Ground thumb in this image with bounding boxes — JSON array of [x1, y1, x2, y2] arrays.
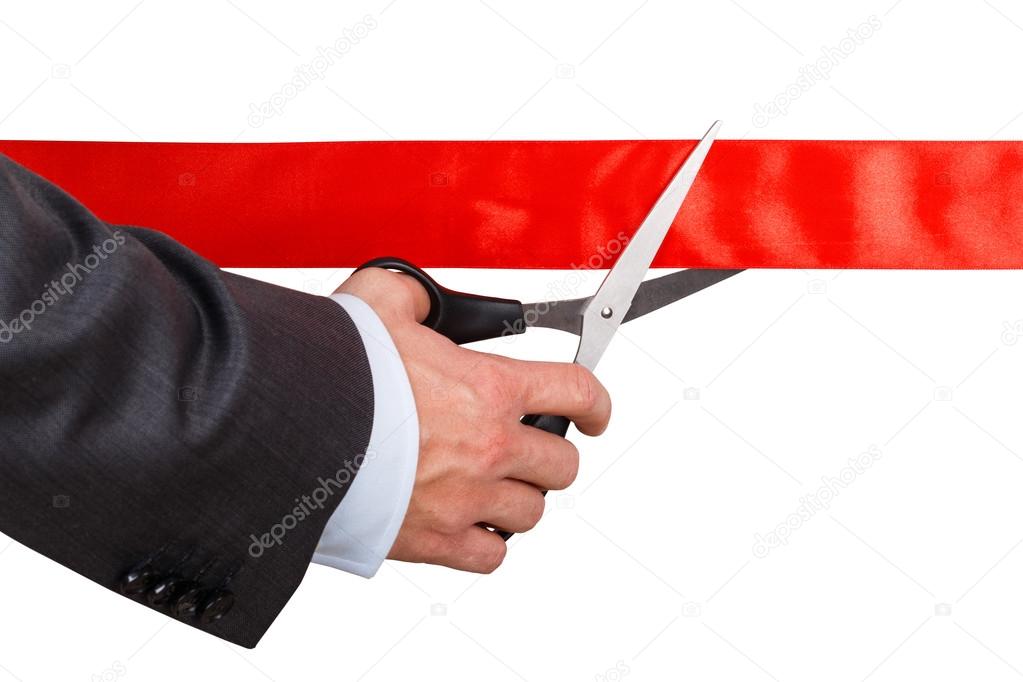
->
[[336, 267, 431, 324], [395, 272, 431, 324]]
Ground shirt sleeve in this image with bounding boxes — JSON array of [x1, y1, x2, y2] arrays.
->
[[311, 292, 419, 577]]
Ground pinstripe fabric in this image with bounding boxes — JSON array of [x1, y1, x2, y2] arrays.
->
[[0, 154, 374, 647]]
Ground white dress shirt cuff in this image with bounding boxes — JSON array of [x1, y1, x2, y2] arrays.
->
[[311, 292, 419, 578]]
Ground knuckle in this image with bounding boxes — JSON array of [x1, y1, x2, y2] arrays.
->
[[344, 268, 412, 317], [552, 443, 580, 490], [476, 538, 507, 574], [572, 364, 599, 412], [473, 357, 512, 404], [352, 266, 398, 292], [522, 492, 546, 530], [420, 489, 475, 536]]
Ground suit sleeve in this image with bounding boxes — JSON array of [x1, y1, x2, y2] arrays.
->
[[0, 153, 375, 648]]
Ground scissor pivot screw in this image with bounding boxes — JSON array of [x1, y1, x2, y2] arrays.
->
[[600, 306, 614, 319]]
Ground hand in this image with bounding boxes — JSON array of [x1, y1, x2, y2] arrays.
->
[[337, 268, 612, 573]]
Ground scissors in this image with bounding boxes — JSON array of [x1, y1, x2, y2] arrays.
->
[[357, 121, 742, 539]]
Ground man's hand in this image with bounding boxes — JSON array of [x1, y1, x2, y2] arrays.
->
[[339, 268, 612, 573]]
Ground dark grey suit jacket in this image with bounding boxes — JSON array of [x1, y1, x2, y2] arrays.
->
[[0, 154, 375, 647]]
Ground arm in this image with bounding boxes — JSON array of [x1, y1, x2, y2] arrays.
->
[[0, 154, 374, 647], [0, 152, 612, 647]]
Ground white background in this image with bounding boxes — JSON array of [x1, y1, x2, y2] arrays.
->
[[3, 1, 1023, 680]]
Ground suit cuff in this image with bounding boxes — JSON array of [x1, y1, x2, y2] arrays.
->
[[311, 292, 419, 577]]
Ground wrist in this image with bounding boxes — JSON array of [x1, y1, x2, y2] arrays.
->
[[311, 292, 420, 577]]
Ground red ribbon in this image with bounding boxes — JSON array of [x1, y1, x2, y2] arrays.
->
[[2, 140, 1022, 268]]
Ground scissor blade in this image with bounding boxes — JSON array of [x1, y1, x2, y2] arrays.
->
[[623, 267, 742, 323], [523, 267, 743, 335], [572, 121, 722, 370]]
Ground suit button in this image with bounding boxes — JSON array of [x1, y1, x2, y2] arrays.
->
[[198, 589, 235, 625], [147, 575, 184, 606], [119, 564, 155, 596], [171, 583, 203, 619]]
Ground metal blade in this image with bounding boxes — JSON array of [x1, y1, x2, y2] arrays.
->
[[623, 267, 742, 324], [572, 120, 722, 370], [521, 297, 589, 336], [522, 267, 743, 336]]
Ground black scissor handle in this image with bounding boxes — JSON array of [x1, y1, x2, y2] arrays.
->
[[356, 257, 526, 345]]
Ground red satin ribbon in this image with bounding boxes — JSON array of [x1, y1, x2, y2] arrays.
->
[[1, 140, 1022, 268]]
